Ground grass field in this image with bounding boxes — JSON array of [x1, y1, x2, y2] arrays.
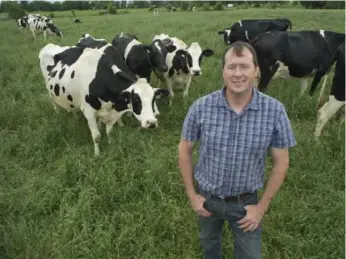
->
[[0, 7, 345, 259]]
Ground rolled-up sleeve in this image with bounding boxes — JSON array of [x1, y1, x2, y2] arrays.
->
[[271, 104, 297, 148], [181, 101, 201, 142]]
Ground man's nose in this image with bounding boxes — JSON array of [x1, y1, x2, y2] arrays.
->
[[234, 67, 242, 76]]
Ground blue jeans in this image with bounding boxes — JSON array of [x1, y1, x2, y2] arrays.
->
[[198, 189, 262, 259]]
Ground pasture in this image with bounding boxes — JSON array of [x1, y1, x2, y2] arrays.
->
[[0, 7, 345, 259]]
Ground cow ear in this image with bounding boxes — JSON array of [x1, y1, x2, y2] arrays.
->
[[218, 31, 225, 35], [143, 45, 152, 53], [166, 44, 177, 53], [120, 91, 131, 103], [203, 49, 214, 57], [154, 88, 170, 99]]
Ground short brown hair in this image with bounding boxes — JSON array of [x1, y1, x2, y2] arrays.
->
[[222, 41, 259, 68]]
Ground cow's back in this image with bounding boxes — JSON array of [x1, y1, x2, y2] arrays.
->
[[39, 44, 85, 110]]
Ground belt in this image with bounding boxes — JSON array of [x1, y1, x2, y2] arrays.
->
[[220, 192, 254, 202]]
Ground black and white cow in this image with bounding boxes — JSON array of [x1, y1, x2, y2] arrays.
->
[[73, 18, 83, 23], [218, 18, 292, 45], [250, 30, 345, 97], [27, 14, 62, 39], [111, 33, 176, 84], [38, 42, 170, 156], [152, 33, 214, 106], [315, 42, 345, 138], [76, 33, 168, 120]]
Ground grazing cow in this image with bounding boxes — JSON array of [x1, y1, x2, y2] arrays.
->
[[38, 43, 170, 156], [74, 18, 83, 23], [153, 8, 159, 16], [218, 18, 292, 45], [27, 14, 62, 39], [152, 33, 214, 106], [250, 30, 345, 97], [17, 15, 29, 32], [111, 33, 177, 83], [77, 33, 108, 48], [315, 43, 345, 138]]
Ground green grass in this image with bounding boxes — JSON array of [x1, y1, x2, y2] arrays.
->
[[0, 8, 345, 259]]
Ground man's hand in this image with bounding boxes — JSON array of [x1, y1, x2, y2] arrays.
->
[[189, 194, 212, 217], [237, 204, 266, 232]]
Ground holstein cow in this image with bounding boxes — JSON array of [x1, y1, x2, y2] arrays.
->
[[38, 43, 170, 156], [111, 33, 176, 83], [250, 30, 345, 97], [73, 18, 83, 23], [27, 14, 62, 39], [315, 43, 345, 139], [218, 18, 292, 45], [152, 33, 214, 106], [76, 33, 169, 120]]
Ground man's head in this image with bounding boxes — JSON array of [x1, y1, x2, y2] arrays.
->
[[222, 41, 259, 95]]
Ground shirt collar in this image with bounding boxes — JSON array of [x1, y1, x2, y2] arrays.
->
[[218, 86, 259, 111]]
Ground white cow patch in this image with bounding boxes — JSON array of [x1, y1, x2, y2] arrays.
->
[[124, 39, 142, 61], [238, 20, 242, 27], [319, 29, 325, 38], [315, 95, 345, 137]]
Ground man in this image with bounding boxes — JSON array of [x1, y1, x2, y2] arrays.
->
[[178, 41, 296, 259]]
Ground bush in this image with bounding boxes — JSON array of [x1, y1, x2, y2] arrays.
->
[[202, 3, 210, 11], [8, 6, 25, 19], [214, 2, 224, 10], [181, 2, 189, 11], [300, 1, 326, 9], [107, 2, 116, 14], [324, 1, 345, 9], [49, 12, 54, 18]]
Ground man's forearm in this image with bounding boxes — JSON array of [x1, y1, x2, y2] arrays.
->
[[258, 165, 288, 212], [178, 150, 196, 199]]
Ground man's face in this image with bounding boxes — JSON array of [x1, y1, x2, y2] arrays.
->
[[222, 47, 258, 95]]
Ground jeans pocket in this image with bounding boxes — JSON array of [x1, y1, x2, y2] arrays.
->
[[241, 192, 258, 211]]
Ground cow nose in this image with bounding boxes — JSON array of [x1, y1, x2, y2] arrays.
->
[[160, 65, 168, 72], [193, 70, 201, 76], [145, 119, 158, 129]]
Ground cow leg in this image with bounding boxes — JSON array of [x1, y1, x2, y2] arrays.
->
[[43, 30, 47, 40], [166, 79, 174, 106], [117, 118, 124, 127], [309, 71, 327, 97], [299, 78, 309, 96], [314, 95, 345, 138], [82, 108, 102, 156], [31, 29, 36, 39], [106, 123, 114, 144], [317, 74, 329, 107], [153, 101, 160, 118], [183, 76, 192, 104]]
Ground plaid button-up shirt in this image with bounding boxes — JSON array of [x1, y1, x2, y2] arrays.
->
[[181, 87, 297, 197]]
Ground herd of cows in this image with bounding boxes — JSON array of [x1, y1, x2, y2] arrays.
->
[[16, 13, 345, 156]]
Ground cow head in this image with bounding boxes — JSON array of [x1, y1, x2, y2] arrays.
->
[[120, 78, 169, 128], [185, 42, 214, 76], [144, 39, 176, 73], [218, 29, 232, 45], [47, 23, 62, 38], [77, 33, 108, 49]]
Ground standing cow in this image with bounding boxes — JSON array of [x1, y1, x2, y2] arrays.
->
[[111, 32, 176, 83], [218, 18, 292, 45], [250, 30, 345, 97], [38, 42, 169, 156], [152, 33, 214, 106], [315, 42, 345, 138], [27, 14, 62, 39]]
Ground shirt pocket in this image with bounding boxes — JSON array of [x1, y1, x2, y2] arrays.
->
[[247, 132, 272, 156], [204, 131, 229, 154]]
